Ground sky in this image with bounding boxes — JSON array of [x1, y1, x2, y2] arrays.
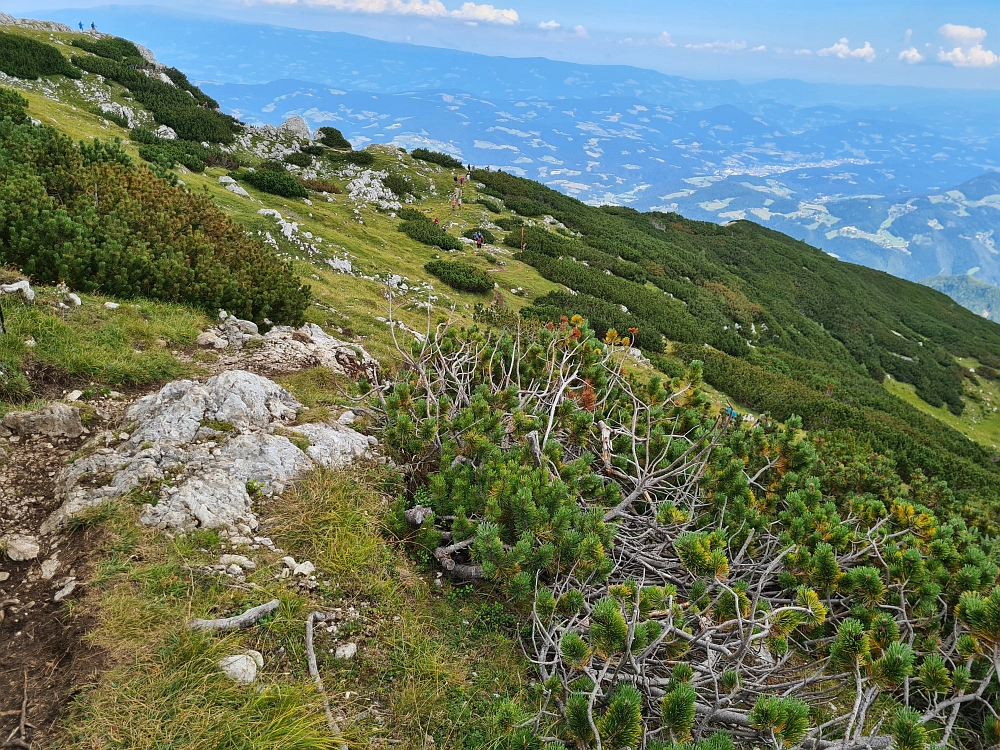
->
[[5, 0, 1000, 88]]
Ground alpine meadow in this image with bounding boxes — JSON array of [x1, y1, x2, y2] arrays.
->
[[0, 7, 999, 750]]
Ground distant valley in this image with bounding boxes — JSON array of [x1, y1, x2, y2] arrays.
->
[[48, 5, 1000, 289]]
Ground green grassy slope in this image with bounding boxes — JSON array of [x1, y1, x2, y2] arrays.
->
[[4, 24, 1000, 521]]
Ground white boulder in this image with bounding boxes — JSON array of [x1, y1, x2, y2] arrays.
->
[[42, 371, 374, 535]]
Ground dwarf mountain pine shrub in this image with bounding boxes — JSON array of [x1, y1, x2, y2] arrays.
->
[[0, 31, 81, 80], [424, 260, 493, 293], [316, 126, 352, 150], [238, 168, 309, 198], [373, 312, 1000, 747], [0, 98, 309, 324], [411, 148, 463, 169], [71, 54, 237, 143], [70, 36, 143, 63], [399, 217, 463, 252]]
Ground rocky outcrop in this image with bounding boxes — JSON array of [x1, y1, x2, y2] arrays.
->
[[41, 371, 375, 536], [278, 116, 312, 141], [245, 323, 378, 378], [1, 279, 35, 303], [226, 183, 251, 198], [1, 533, 40, 561], [197, 314, 378, 379], [0, 15, 74, 32]]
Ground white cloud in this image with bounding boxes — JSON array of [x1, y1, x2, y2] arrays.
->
[[936, 24, 998, 67], [257, 0, 518, 25], [793, 48, 812, 55], [685, 39, 748, 53], [817, 37, 876, 62], [537, 19, 559, 31], [938, 45, 999, 66], [898, 47, 924, 64], [751, 45, 766, 52], [939, 23, 987, 46], [904, 28, 913, 42], [573, 25, 589, 39], [655, 31, 675, 47]]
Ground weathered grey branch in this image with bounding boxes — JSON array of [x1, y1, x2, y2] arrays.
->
[[306, 611, 348, 750], [187, 599, 280, 632]]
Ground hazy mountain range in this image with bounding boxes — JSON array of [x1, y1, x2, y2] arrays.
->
[[45, 5, 1000, 289]]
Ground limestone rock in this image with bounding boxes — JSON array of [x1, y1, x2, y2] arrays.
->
[[219, 176, 236, 185], [53, 579, 77, 602], [2, 533, 40, 561], [293, 560, 315, 577], [219, 651, 263, 683], [0, 280, 34, 302], [41, 554, 60, 580], [2, 403, 83, 438], [243, 322, 378, 379], [104, 301, 120, 309], [220, 554, 256, 570], [154, 125, 178, 140], [226, 183, 251, 198], [278, 116, 311, 140], [334, 642, 358, 660], [196, 331, 226, 348], [42, 371, 374, 535]]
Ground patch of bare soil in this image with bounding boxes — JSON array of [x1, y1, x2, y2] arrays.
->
[[0, 396, 133, 748]]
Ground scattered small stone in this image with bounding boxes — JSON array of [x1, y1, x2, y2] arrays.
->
[[293, 560, 315, 577], [41, 555, 60, 580], [53, 579, 77, 602], [66, 390, 83, 402], [218, 650, 263, 683], [104, 301, 120, 309], [334, 642, 358, 660], [337, 411, 356, 426], [281, 556, 297, 569], [68, 292, 82, 306], [2, 534, 40, 561], [226, 564, 243, 576], [219, 554, 256, 570]]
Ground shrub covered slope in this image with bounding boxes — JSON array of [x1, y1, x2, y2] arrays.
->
[[468, 169, 1000, 524]]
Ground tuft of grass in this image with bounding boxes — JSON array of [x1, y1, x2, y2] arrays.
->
[[201, 419, 235, 432], [269, 467, 393, 589]]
